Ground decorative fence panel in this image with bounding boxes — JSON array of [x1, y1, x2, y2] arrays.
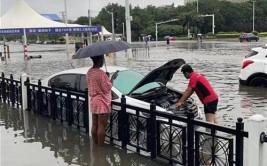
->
[[25, 78, 89, 133], [0, 73, 22, 107]]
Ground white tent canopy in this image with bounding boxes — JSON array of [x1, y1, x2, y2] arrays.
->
[[0, 0, 80, 28], [97, 26, 112, 37]]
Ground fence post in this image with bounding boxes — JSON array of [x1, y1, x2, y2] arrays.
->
[[87, 90, 92, 136], [21, 74, 28, 110], [236, 117, 244, 166], [149, 100, 157, 159], [120, 95, 127, 149], [1, 72, 6, 103], [187, 112, 195, 166], [50, 84, 57, 120], [244, 114, 267, 166], [83, 89, 89, 133], [37, 80, 43, 114], [66, 86, 73, 126], [10, 74, 15, 106]]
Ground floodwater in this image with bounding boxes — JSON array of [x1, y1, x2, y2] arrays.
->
[[1, 39, 267, 165]]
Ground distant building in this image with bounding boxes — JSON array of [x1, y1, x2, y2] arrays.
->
[[185, 0, 248, 3]]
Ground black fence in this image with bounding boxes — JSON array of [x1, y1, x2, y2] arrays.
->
[[25, 78, 89, 133], [0, 73, 21, 107], [0, 73, 249, 166]]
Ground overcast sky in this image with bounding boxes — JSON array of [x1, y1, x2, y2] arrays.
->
[[1, 0, 185, 20]]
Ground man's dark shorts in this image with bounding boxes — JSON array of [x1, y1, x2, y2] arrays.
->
[[204, 99, 218, 114]]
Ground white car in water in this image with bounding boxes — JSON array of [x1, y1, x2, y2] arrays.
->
[[106, 37, 121, 41], [42, 59, 202, 118], [239, 46, 267, 87]]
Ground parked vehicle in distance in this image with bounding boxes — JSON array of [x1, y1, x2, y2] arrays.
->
[[239, 33, 259, 42], [42, 59, 202, 119], [106, 37, 121, 41], [239, 46, 267, 87]]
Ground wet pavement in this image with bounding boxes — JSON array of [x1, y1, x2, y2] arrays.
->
[[1, 38, 267, 165]]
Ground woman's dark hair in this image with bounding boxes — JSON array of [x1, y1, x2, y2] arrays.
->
[[91, 55, 104, 64], [181, 64, 194, 73]]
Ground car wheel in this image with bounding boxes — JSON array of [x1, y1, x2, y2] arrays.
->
[[249, 77, 267, 87]]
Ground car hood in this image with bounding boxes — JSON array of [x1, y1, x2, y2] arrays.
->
[[128, 58, 185, 94]]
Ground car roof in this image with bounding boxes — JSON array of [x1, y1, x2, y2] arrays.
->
[[46, 66, 129, 78]]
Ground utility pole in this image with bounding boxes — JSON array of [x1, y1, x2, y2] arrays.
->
[[64, 0, 69, 59], [88, 0, 92, 44], [111, 12, 115, 41], [201, 14, 215, 34], [122, 22, 125, 39], [125, 0, 132, 43], [252, 0, 256, 32], [197, 0, 199, 12], [155, 19, 179, 42], [107, 11, 115, 41]]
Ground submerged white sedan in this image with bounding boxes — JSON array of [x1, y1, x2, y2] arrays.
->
[[42, 59, 202, 119]]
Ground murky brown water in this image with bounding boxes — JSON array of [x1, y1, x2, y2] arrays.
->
[[1, 39, 267, 165]]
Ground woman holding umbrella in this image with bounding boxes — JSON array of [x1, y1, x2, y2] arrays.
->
[[86, 55, 119, 146]]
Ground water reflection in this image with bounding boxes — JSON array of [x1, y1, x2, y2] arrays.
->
[[0, 104, 163, 166], [238, 85, 267, 116]]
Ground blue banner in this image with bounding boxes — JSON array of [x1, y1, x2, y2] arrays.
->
[[0, 28, 24, 35], [0, 26, 102, 35]]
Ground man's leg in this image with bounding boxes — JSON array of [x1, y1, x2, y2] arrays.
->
[[204, 100, 219, 124], [97, 114, 109, 146], [205, 113, 218, 124], [91, 114, 98, 144]]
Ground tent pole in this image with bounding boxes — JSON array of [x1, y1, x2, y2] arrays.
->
[[101, 26, 104, 41]]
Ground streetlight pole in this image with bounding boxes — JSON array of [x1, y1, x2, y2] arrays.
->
[[252, 0, 255, 32], [111, 12, 115, 41], [64, 0, 69, 59], [125, 0, 132, 44], [155, 19, 179, 43], [155, 23, 158, 42], [88, 0, 92, 44], [122, 22, 125, 39], [197, 0, 199, 12], [107, 11, 115, 41]]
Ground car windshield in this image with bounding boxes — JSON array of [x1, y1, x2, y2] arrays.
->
[[111, 70, 161, 94], [245, 50, 258, 58]]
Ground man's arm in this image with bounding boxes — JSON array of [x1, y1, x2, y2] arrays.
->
[[176, 87, 194, 107]]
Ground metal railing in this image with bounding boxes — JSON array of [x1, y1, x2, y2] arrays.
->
[[0, 72, 22, 107], [108, 96, 248, 166], [0, 73, 249, 165], [25, 78, 89, 133]]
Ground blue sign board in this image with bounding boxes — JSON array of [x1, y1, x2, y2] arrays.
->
[[0, 28, 24, 35], [0, 26, 102, 35]]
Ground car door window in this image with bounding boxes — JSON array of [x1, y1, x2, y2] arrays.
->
[[50, 74, 78, 91], [80, 75, 119, 99], [79, 75, 87, 92]]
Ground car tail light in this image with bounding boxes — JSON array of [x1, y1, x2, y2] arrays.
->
[[242, 60, 254, 69]]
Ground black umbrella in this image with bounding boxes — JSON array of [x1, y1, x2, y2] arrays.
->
[[72, 40, 131, 59]]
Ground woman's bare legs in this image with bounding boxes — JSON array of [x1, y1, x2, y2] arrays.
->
[[91, 114, 98, 144], [97, 114, 108, 146]]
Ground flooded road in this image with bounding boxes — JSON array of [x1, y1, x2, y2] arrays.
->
[[1, 39, 267, 165]]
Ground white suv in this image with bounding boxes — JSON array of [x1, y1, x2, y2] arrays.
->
[[239, 46, 267, 87]]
